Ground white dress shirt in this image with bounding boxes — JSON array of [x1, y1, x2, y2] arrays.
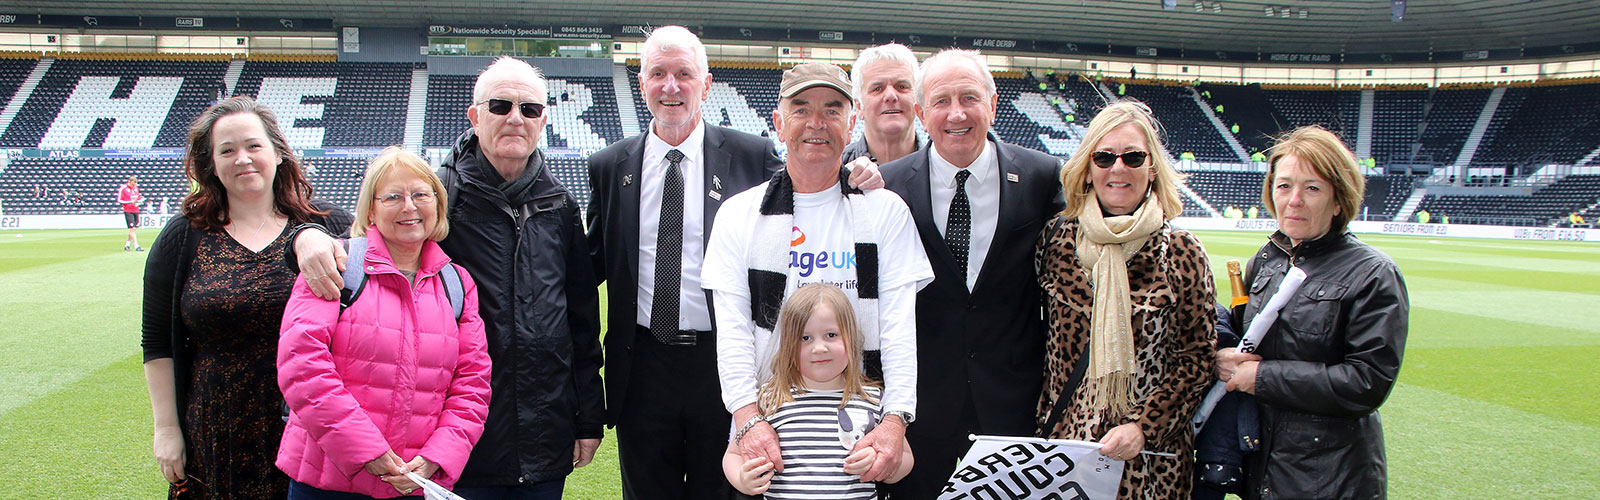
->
[[929, 140, 1000, 291], [637, 119, 713, 331]]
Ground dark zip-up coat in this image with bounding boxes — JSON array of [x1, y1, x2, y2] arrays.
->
[[439, 131, 604, 486], [1241, 230, 1408, 500]]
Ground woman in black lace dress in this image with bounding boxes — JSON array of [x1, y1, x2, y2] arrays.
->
[[141, 96, 351, 499]]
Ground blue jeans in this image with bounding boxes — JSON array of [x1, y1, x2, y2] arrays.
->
[[454, 479, 565, 500], [288, 480, 383, 500]]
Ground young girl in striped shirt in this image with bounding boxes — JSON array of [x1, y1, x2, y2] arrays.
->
[[722, 283, 914, 499]]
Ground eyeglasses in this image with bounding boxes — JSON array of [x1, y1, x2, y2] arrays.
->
[[1091, 151, 1149, 169], [375, 191, 436, 207], [477, 98, 546, 119]]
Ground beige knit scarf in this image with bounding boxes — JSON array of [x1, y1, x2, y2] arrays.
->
[[1074, 190, 1165, 419]]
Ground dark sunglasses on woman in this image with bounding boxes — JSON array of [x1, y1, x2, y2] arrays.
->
[[1092, 150, 1149, 168], [479, 98, 546, 119]]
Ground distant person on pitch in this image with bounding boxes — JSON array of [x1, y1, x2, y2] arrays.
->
[[119, 175, 145, 251]]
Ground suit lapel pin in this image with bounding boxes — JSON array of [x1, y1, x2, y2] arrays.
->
[[623, 174, 633, 186], [712, 175, 723, 191], [708, 190, 722, 201], [1006, 173, 1020, 183]]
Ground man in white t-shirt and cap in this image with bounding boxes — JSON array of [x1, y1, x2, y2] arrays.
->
[[703, 62, 933, 487]]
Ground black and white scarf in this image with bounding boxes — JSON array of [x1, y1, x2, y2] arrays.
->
[[747, 168, 880, 340]]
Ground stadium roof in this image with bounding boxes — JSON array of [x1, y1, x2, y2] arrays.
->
[[15, 0, 1600, 58]]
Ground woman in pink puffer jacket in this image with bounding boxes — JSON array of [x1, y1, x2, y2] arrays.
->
[[277, 149, 491, 498]]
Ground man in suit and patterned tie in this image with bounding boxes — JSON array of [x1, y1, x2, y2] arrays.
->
[[880, 48, 1067, 499], [585, 26, 879, 500]]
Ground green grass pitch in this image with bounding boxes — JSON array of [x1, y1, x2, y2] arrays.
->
[[1, 228, 1596, 498]]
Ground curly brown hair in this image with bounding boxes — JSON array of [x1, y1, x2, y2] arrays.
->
[[181, 96, 323, 230]]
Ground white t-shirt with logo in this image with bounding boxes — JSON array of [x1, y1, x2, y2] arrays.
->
[[704, 182, 933, 419]]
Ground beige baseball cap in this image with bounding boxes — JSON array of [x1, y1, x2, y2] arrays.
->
[[779, 63, 853, 102]]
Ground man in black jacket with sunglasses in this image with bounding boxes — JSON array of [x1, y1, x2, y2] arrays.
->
[[291, 57, 603, 499]]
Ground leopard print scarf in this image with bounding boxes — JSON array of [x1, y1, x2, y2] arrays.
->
[[1074, 190, 1165, 418]]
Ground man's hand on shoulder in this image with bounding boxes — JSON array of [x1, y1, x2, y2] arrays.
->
[[293, 228, 347, 300], [846, 156, 885, 190]]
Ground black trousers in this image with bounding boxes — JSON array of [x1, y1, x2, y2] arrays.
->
[[882, 396, 982, 500], [617, 325, 732, 500]]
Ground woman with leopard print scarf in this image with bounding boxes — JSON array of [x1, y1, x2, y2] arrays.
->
[[1035, 101, 1217, 500]]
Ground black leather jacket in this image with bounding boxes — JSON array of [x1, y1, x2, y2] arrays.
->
[[1241, 230, 1408, 500]]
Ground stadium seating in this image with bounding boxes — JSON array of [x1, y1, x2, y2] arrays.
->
[[1415, 88, 1490, 166], [231, 61, 413, 148], [0, 59, 227, 148], [1413, 175, 1600, 226], [1119, 83, 1236, 162], [994, 75, 1076, 156], [2, 56, 1598, 227], [0, 58, 37, 110], [1363, 174, 1422, 220], [424, 74, 474, 148], [1472, 83, 1600, 169], [301, 157, 369, 211], [1184, 170, 1266, 215], [1371, 90, 1426, 165], [1261, 88, 1360, 144], [0, 157, 189, 215]]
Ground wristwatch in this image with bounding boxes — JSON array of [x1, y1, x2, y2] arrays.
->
[[882, 410, 913, 425]]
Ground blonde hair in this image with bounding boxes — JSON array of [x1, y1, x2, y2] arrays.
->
[[1262, 126, 1365, 233], [352, 147, 450, 241], [1059, 100, 1184, 219], [759, 284, 878, 415]]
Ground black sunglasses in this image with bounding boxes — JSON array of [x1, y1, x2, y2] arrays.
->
[[479, 98, 546, 118], [1091, 151, 1149, 168]]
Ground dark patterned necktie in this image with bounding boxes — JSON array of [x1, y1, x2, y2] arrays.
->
[[947, 169, 972, 281], [650, 149, 687, 342]]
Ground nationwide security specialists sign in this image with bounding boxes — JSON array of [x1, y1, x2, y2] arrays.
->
[[428, 24, 610, 39]]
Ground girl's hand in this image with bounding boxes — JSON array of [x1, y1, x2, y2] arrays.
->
[[843, 446, 877, 475], [735, 456, 775, 496]]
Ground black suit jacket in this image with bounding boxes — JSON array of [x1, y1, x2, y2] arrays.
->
[[586, 125, 783, 425], [880, 138, 1065, 439]]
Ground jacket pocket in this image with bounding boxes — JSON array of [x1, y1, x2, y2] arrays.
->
[[1267, 414, 1359, 500], [1282, 280, 1346, 336]]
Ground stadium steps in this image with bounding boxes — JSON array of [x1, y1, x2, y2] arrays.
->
[[1189, 87, 1250, 162], [1356, 90, 1374, 158], [1095, 81, 1118, 103], [613, 63, 641, 138], [1579, 144, 1600, 166], [1177, 181, 1220, 217], [1452, 87, 1505, 170], [0, 58, 50, 139], [223, 58, 244, 95], [1393, 188, 1427, 222], [402, 68, 428, 151]]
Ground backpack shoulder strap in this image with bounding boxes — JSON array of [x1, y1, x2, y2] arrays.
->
[[338, 237, 369, 311], [438, 165, 461, 210], [439, 262, 464, 320]]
